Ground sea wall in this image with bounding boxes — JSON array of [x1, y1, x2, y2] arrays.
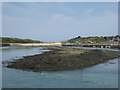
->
[[9, 43, 62, 46]]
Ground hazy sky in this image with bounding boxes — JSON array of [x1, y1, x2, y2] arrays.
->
[[2, 2, 118, 42]]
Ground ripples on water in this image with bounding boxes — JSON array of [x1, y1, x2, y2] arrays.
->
[[1, 46, 119, 88]]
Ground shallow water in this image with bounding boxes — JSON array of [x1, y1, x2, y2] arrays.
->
[[1, 46, 119, 88]]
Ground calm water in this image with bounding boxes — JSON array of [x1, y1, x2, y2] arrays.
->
[[1, 46, 119, 88]]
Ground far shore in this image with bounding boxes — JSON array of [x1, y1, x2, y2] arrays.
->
[[6, 47, 119, 72], [1, 42, 120, 49]]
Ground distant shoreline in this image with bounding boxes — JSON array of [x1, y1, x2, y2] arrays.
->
[[6, 47, 119, 72], [1, 42, 119, 49], [1, 35, 120, 48]]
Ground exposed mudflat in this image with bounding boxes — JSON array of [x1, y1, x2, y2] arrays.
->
[[7, 47, 119, 72]]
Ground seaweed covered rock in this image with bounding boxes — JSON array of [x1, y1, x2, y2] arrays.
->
[[7, 47, 119, 72]]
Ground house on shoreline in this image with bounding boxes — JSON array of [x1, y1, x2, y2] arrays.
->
[[112, 35, 120, 42]]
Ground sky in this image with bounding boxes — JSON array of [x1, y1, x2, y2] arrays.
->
[[2, 2, 118, 42]]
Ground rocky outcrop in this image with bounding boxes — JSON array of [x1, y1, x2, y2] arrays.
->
[[7, 47, 119, 72]]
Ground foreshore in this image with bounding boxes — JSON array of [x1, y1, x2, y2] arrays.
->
[[7, 47, 119, 72]]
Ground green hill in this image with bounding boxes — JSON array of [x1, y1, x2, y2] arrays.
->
[[1, 37, 43, 43], [63, 36, 114, 43]]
